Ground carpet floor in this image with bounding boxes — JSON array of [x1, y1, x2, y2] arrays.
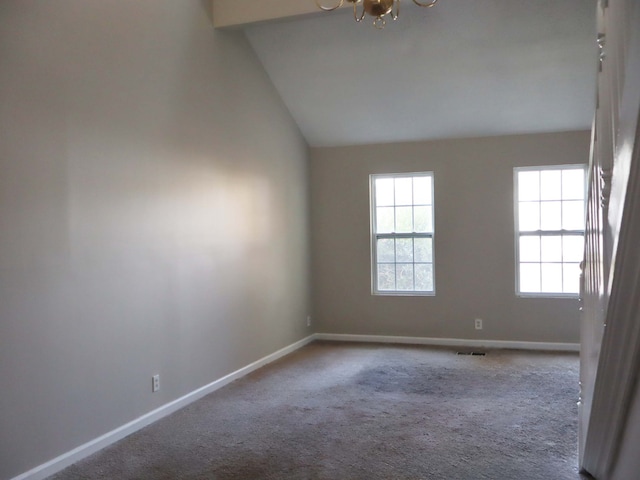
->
[[49, 342, 587, 479]]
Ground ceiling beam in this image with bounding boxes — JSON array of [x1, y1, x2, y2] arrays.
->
[[212, 0, 347, 28]]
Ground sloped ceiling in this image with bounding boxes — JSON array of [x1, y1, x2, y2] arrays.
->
[[224, 0, 598, 147]]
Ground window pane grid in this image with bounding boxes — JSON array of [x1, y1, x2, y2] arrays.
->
[[375, 236, 433, 292], [372, 173, 434, 295], [516, 166, 585, 296]]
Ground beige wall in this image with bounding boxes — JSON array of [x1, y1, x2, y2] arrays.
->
[[311, 131, 590, 343], [0, 2, 310, 479]]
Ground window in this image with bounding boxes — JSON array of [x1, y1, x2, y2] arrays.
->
[[370, 173, 435, 295], [515, 165, 586, 296]]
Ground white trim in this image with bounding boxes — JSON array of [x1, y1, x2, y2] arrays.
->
[[582, 76, 640, 479], [11, 335, 315, 480], [313, 333, 580, 352], [11, 332, 578, 480], [513, 164, 588, 297], [370, 172, 436, 296]]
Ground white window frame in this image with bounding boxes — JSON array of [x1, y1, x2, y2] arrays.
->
[[514, 164, 587, 298], [370, 172, 435, 296]]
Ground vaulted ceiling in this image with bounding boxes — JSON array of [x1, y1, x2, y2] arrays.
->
[[214, 0, 597, 147]]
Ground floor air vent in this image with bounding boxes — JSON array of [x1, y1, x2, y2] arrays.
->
[[457, 351, 486, 356]]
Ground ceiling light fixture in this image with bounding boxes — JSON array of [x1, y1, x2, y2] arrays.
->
[[315, 0, 438, 29]]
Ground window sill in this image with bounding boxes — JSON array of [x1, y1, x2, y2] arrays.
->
[[373, 291, 436, 297], [517, 293, 580, 299]]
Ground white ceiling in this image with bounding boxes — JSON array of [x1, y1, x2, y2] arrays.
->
[[242, 0, 597, 148]]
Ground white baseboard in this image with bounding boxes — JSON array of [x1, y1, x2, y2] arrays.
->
[[313, 333, 580, 352], [12, 332, 577, 480], [11, 335, 315, 480]]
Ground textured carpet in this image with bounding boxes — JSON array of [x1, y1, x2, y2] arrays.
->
[[49, 342, 586, 479]]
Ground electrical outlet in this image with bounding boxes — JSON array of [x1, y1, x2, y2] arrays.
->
[[475, 318, 483, 330], [306, 315, 312, 327], [152, 374, 160, 393]]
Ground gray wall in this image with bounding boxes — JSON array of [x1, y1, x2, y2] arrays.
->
[[311, 131, 590, 343], [0, 2, 310, 479]]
